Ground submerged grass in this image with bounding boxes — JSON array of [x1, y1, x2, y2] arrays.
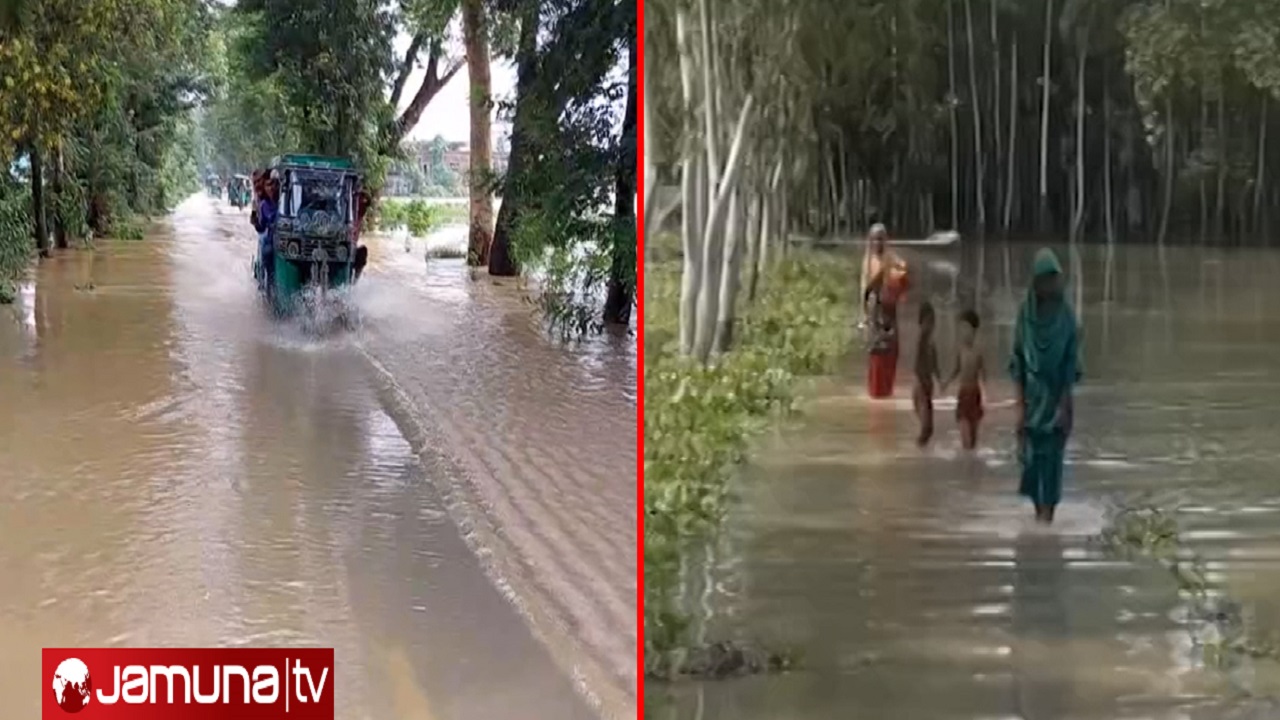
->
[[644, 243, 856, 680], [1094, 504, 1280, 675]]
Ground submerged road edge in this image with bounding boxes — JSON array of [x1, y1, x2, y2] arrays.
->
[[357, 346, 633, 720]]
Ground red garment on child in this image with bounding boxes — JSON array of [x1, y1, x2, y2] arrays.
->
[[956, 385, 984, 423], [868, 345, 899, 398]]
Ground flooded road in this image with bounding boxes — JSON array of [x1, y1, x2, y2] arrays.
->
[[0, 196, 634, 719], [649, 241, 1280, 719]]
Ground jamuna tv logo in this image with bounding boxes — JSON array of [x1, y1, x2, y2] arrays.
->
[[42, 648, 334, 719], [51, 658, 92, 713]]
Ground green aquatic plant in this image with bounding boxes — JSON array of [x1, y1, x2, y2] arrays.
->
[[424, 245, 467, 260], [1094, 503, 1280, 675], [644, 250, 854, 679]]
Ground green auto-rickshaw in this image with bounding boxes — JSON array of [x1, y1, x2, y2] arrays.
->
[[252, 154, 362, 316]]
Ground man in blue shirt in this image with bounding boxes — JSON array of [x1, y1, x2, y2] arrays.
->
[[254, 176, 280, 296]]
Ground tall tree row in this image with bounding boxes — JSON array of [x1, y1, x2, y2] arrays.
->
[[0, 0, 209, 290], [647, 0, 1280, 249], [203, 0, 635, 329]]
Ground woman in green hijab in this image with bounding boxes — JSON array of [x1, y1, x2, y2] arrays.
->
[[1009, 248, 1081, 524]]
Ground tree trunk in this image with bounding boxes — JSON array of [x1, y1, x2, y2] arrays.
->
[[488, 0, 539, 277], [462, 0, 495, 267], [712, 189, 744, 354], [1156, 0, 1173, 247], [642, 49, 656, 243], [1038, 0, 1054, 233], [1104, 85, 1116, 249], [1003, 35, 1019, 237], [743, 191, 763, 303], [1199, 85, 1209, 243], [963, 0, 985, 234], [1157, 95, 1174, 247], [1215, 84, 1226, 243], [947, 0, 960, 229], [677, 10, 702, 356], [698, 0, 720, 191], [680, 153, 706, 356], [1255, 96, 1267, 238], [53, 142, 68, 250], [990, 0, 1002, 219], [603, 29, 637, 326], [1069, 44, 1086, 247], [31, 145, 48, 258], [693, 96, 755, 363]]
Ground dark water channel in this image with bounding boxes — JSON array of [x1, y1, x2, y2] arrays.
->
[[649, 241, 1280, 720]]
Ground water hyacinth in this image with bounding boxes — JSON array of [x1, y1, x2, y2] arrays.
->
[[645, 248, 855, 679]]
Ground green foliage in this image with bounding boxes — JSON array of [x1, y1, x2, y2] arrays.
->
[[643, 251, 855, 677], [375, 198, 444, 236], [0, 0, 208, 251], [233, 0, 394, 163], [0, 180, 32, 301], [503, 10, 631, 330]]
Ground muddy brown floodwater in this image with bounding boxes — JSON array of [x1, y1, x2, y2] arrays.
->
[[0, 196, 636, 719], [649, 241, 1280, 720]]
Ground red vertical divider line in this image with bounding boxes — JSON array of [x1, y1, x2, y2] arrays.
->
[[635, 0, 646, 712]]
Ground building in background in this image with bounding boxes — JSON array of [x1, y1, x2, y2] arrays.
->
[[383, 131, 510, 198]]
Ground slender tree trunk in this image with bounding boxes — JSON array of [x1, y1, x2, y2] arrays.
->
[[1215, 83, 1226, 244], [964, 0, 985, 233], [487, 0, 539, 277], [693, 97, 755, 363], [697, 0, 719, 191], [1156, 0, 1174, 247], [52, 142, 68, 250], [642, 51, 656, 243], [603, 28, 637, 325], [742, 191, 762, 303], [1038, 0, 1054, 233], [1069, 44, 1086, 247], [1255, 96, 1267, 238], [1104, 86, 1116, 249], [1157, 96, 1174, 247], [1003, 35, 1019, 237], [947, 0, 960, 229], [462, 0, 495, 267], [1199, 85, 1209, 244], [677, 10, 702, 355], [990, 1, 1002, 218], [31, 145, 48, 257], [779, 148, 791, 257], [713, 189, 746, 354]]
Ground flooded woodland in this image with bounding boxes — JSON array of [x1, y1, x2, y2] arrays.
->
[[647, 237, 1280, 719], [0, 200, 637, 719]]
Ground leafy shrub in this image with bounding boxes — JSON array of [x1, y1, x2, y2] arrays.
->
[[375, 198, 442, 237], [0, 182, 33, 303], [643, 250, 856, 676]]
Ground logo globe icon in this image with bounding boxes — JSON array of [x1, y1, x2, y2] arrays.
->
[[51, 658, 91, 713]]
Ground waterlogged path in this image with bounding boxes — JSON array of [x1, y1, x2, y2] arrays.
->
[[0, 196, 636, 719], [651, 242, 1280, 720]]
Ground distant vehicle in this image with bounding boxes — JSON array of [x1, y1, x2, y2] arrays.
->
[[229, 174, 252, 209], [252, 154, 362, 322]]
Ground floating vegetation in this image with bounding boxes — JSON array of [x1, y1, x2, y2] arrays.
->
[[644, 251, 855, 681], [645, 640, 797, 681], [1093, 504, 1280, 675], [424, 245, 467, 260]]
